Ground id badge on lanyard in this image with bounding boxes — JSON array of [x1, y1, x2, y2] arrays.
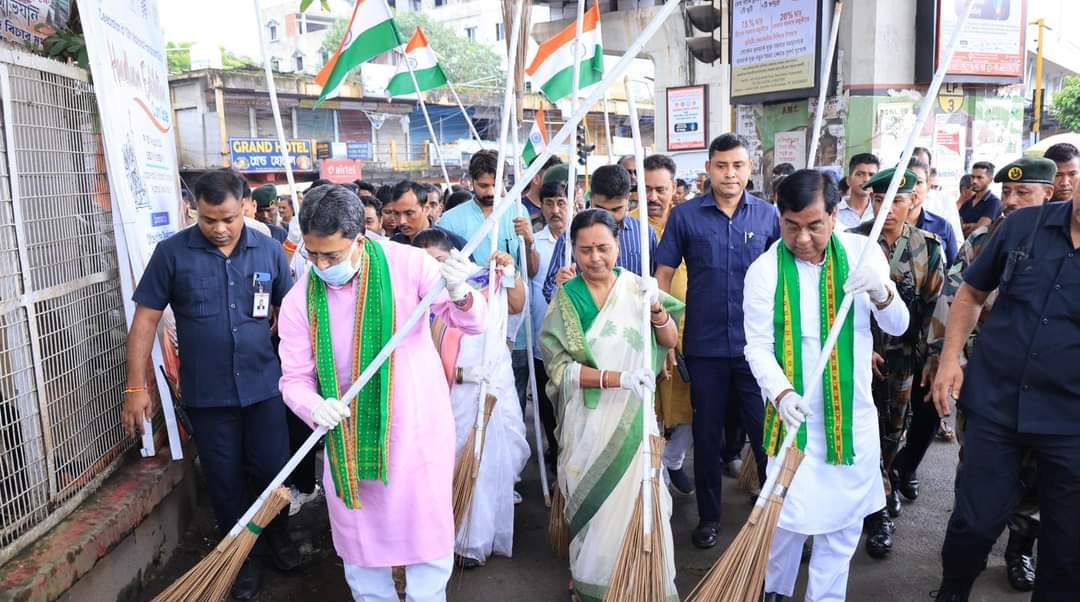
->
[[252, 272, 271, 318]]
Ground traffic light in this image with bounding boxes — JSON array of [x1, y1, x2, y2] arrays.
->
[[576, 122, 595, 166], [686, 2, 723, 63]]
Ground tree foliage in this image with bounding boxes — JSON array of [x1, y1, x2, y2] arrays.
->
[[1051, 76, 1080, 132], [319, 11, 503, 90], [166, 42, 254, 73]]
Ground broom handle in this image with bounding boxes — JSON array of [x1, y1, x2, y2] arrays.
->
[[753, 0, 980, 510], [626, 77, 654, 545], [226, 0, 686, 540]]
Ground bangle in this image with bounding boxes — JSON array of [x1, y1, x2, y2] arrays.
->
[[873, 287, 894, 310], [124, 386, 146, 395], [599, 369, 607, 389], [651, 313, 672, 328]]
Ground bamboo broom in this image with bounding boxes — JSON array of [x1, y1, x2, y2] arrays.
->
[[452, 393, 499, 529], [150, 3, 688, 598], [152, 487, 290, 602], [602, 76, 672, 601], [686, 2, 979, 598], [735, 447, 760, 495], [548, 480, 570, 558]]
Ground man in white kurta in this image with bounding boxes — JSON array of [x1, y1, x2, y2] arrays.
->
[[742, 169, 910, 601]]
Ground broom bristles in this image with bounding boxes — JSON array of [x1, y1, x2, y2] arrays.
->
[[685, 447, 805, 602], [603, 435, 669, 602], [736, 447, 760, 493], [452, 394, 497, 531], [152, 486, 291, 602], [548, 480, 570, 559]]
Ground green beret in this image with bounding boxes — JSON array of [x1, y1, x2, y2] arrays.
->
[[863, 167, 917, 194], [542, 162, 568, 185], [252, 184, 278, 208], [994, 156, 1057, 184]]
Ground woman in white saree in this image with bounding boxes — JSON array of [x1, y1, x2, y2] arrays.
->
[[541, 209, 684, 602]]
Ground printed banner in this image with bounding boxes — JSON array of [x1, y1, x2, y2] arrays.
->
[[731, 0, 818, 101], [0, 0, 68, 49], [82, 0, 183, 458], [937, 0, 1025, 79], [229, 138, 315, 172], [666, 85, 708, 151]]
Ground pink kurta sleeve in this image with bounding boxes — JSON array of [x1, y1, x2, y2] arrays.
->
[[278, 273, 322, 429], [415, 248, 488, 335]]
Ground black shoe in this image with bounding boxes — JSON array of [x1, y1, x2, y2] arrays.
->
[[668, 467, 695, 495], [932, 580, 972, 601], [692, 521, 720, 549], [890, 466, 920, 501], [269, 534, 302, 572], [231, 559, 263, 600], [865, 510, 894, 559], [456, 555, 483, 569], [762, 593, 786, 602], [885, 491, 902, 518], [1004, 530, 1036, 592]]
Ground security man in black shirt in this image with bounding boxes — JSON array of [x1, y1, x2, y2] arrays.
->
[[932, 157, 1080, 601]]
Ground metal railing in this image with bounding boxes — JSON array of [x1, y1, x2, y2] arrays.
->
[[0, 49, 132, 567]]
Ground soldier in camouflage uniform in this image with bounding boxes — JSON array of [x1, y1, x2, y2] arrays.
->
[[920, 157, 1057, 592], [849, 167, 944, 560]]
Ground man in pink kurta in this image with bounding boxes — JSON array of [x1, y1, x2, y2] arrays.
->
[[277, 184, 486, 601]]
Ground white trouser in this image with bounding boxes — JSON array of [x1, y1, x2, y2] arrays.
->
[[662, 423, 693, 470], [764, 523, 862, 601], [343, 553, 453, 602]]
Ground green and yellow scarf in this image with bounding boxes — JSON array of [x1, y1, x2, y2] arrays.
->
[[307, 238, 395, 508], [763, 234, 856, 465]]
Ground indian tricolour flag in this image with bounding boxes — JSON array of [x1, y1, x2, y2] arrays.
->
[[315, 0, 402, 105], [385, 28, 448, 97], [525, 3, 603, 102], [522, 108, 548, 166]]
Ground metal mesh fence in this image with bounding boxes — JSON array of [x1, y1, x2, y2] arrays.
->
[[0, 53, 132, 565]]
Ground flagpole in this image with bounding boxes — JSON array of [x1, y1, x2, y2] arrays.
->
[[399, 47, 453, 189], [446, 78, 485, 146], [602, 91, 614, 163], [252, 0, 298, 214], [510, 92, 551, 505], [806, 1, 843, 167], [562, 0, 586, 266]]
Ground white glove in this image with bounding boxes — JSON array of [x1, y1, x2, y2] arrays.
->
[[777, 392, 811, 431], [843, 265, 891, 304], [619, 368, 657, 400], [312, 397, 351, 430], [641, 276, 660, 307], [441, 249, 479, 302]]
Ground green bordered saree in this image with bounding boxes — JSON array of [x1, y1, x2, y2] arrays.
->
[[306, 239, 396, 509], [762, 234, 856, 465]]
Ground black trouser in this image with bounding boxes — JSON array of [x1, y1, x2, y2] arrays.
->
[[285, 409, 319, 494], [893, 376, 936, 477], [685, 355, 767, 523], [940, 411, 1080, 599], [533, 357, 558, 460], [721, 402, 747, 463], [187, 397, 291, 555]]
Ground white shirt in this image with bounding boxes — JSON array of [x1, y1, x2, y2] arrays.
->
[[742, 232, 909, 534], [530, 225, 560, 357], [835, 197, 874, 230]]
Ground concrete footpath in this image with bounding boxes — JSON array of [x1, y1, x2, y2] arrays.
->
[[140, 419, 1027, 602]]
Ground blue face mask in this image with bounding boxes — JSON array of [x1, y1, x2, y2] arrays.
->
[[312, 245, 361, 286]]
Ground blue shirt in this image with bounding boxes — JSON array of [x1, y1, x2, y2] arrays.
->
[[961, 201, 1080, 435], [437, 198, 524, 267], [655, 191, 780, 358], [134, 226, 292, 408], [917, 208, 958, 267], [266, 222, 288, 243], [958, 191, 1002, 227], [541, 215, 658, 302]]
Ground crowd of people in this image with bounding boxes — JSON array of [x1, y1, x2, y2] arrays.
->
[[119, 133, 1080, 602]]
